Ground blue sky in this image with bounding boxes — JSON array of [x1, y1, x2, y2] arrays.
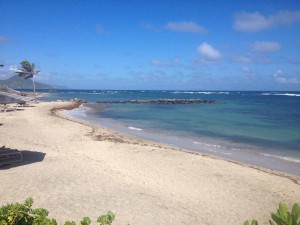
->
[[1, 0, 300, 90]]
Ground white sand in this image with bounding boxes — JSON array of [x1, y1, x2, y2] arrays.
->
[[0, 101, 299, 225]]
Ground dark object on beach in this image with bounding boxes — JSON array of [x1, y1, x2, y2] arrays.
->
[[0, 85, 28, 96], [0, 94, 26, 105], [0, 93, 27, 112], [97, 99, 218, 104], [0, 146, 23, 166]]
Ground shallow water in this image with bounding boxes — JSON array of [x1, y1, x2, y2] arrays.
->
[[36, 89, 300, 175]]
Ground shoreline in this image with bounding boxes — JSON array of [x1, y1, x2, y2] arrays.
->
[[1, 101, 299, 225], [59, 103, 300, 184], [63, 102, 300, 177]]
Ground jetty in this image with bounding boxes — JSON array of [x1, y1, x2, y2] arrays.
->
[[97, 99, 218, 104]]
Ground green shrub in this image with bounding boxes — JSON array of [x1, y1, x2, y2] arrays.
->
[[97, 212, 115, 225], [269, 202, 300, 225], [0, 197, 56, 225], [244, 202, 300, 225], [0, 198, 121, 225], [244, 220, 258, 225]]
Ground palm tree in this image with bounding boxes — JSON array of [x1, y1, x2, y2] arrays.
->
[[15, 60, 40, 101]]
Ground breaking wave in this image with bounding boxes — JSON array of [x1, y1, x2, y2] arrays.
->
[[260, 153, 300, 163], [128, 126, 144, 131], [262, 93, 300, 97], [173, 91, 229, 95]]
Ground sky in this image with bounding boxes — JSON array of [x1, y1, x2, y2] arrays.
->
[[1, 0, 300, 90]]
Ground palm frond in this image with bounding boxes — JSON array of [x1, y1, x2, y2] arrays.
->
[[14, 59, 40, 100], [15, 60, 40, 79]]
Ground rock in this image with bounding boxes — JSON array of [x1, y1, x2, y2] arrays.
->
[[97, 99, 219, 104]]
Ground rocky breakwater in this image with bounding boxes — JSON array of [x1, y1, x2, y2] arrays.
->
[[97, 99, 218, 104]]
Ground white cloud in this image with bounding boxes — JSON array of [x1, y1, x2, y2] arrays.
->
[[251, 41, 281, 53], [142, 21, 207, 34], [0, 71, 10, 79], [234, 10, 300, 32], [9, 65, 19, 72], [151, 58, 180, 67], [197, 42, 222, 61], [273, 70, 300, 84], [164, 21, 206, 34], [0, 65, 16, 79], [234, 12, 271, 32], [233, 55, 252, 63]]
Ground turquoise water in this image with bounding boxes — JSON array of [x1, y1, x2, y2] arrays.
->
[[36, 89, 300, 175]]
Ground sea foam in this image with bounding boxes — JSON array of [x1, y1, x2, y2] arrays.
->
[[173, 91, 229, 95], [260, 153, 300, 163], [262, 93, 300, 97], [128, 126, 144, 131]]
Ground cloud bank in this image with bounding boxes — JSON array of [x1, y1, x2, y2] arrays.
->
[[251, 41, 281, 53], [151, 58, 180, 67], [164, 21, 206, 34], [234, 10, 300, 32], [142, 21, 206, 34], [274, 70, 300, 84]]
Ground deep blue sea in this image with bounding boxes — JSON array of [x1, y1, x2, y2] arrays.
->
[[35, 89, 300, 175]]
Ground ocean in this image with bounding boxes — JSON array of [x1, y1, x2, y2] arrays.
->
[[36, 89, 300, 175]]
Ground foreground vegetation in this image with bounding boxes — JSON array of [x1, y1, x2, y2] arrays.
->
[[0, 198, 299, 225], [0, 198, 120, 225], [244, 202, 300, 225]]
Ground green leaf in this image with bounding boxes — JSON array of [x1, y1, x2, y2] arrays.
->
[[24, 197, 33, 208], [64, 221, 76, 225], [271, 213, 287, 225], [97, 215, 106, 224], [269, 219, 275, 225], [33, 208, 49, 217], [97, 211, 115, 225], [80, 217, 91, 225], [291, 204, 300, 221], [244, 221, 250, 225], [107, 211, 115, 222], [244, 220, 258, 225], [7, 216, 13, 222], [278, 202, 289, 220]]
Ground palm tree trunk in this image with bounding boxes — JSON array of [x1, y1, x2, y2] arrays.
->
[[32, 77, 36, 102]]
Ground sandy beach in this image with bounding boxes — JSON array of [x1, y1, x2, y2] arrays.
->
[[0, 101, 299, 225]]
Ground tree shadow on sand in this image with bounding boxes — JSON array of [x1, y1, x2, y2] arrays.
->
[[0, 149, 46, 169]]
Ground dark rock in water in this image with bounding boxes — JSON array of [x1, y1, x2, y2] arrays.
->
[[97, 99, 218, 104]]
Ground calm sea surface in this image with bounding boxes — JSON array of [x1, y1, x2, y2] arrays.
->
[[36, 89, 300, 175]]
